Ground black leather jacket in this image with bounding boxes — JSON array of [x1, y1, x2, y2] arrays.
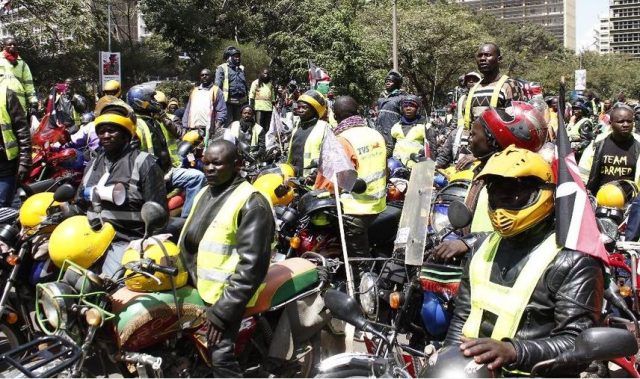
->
[[180, 176, 275, 330], [445, 220, 605, 375]]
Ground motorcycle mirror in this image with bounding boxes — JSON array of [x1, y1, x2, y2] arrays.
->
[[53, 183, 76, 203], [141, 201, 169, 237], [447, 200, 472, 230], [177, 141, 194, 157], [324, 289, 368, 331], [564, 327, 638, 363]]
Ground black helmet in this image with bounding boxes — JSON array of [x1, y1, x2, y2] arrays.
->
[[385, 70, 403, 85], [223, 46, 241, 60], [420, 345, 491, 378]]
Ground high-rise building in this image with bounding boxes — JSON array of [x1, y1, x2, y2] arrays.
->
[[609, 0, 640, 58], [594, 14, 611, 54], [453, 0, 576, 51]]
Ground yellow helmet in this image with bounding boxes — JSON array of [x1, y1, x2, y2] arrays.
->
[[183, 130, 202, 145], [121, 240, 188, 292], [104, 80, 121, 97], [477, 145, 555, 237], [254, 173, 294, 206], [298, 90, 327, 118], [596, 180, 638, 209], [49, 216, 116, 268], [19, 192, 59, 228], [154, 90, 168, 107]]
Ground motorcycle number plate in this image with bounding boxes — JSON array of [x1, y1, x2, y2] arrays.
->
[[394, 160, 435, 266]]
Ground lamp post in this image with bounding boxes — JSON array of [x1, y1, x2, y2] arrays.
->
[[392, 0, 397, 71], [107, 1, 112, 52]]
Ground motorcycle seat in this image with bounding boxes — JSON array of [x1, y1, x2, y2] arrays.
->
[[244, 257, 318, 317], [368, 204, 402, 246]]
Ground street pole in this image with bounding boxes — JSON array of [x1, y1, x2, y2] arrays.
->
[[432, 58, 437, 113], [392, 0, 398, 71], [107, 1, 112, 52]]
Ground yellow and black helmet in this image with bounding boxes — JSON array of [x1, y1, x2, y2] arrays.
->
[[94, 96, 137, 137], [103, 80, 121, 97], [596, 180, 638, 209], [298, 90, 327, 118], [477, 145, 555, 237]]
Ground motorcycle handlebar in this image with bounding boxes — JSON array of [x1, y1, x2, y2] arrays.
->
[[144, 261, 179, 277]]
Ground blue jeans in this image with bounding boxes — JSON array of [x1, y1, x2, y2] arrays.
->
[[171, 168, 206, 218], [627, 194, 640, 241], [0, 175, 17, 208]]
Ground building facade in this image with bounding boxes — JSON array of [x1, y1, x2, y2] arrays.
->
[[609, 0, 640, 58], [453, 0, 576, 50], [595, 14, 611, 54]]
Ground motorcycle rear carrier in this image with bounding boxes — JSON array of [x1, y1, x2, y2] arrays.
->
[[0, 335, 81, 377], [0, 207, 18, 225]]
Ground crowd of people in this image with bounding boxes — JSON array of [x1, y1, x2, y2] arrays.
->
[[0, 34, 637, 376]]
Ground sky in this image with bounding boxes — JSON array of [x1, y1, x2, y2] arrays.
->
[[576, 0, 610, 51]]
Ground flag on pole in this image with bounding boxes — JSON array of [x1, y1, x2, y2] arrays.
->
[[308, 60, 331, 88], [553, 78, 609, 263], [318, 128, 357, 192]]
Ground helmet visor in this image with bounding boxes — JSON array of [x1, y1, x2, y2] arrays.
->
[[486, 177, 552, 211]]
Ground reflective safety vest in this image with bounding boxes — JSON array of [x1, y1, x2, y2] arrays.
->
[[229, 121, 263, 147], [0, 82, 19, 160], [221, 63, 245, 102], [287, 120, 328, 177], [462, 232, 561, 341], [135, 117, 155, 155], [185, 181, 257, 305], [469, 186, 492, 233], [390, 121, 428, 167], [568, 117, 589, 142], [0, 58, 35, 107], [249, 80, 274, 112], [463, 75, 509, 129], [159, 121, 180, 168], [339, 127, 387, 215]]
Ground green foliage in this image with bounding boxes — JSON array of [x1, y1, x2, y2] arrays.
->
[[156, 80, 194, 105]]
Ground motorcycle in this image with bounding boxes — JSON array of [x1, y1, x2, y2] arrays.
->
[[0, 202, 334, 378]]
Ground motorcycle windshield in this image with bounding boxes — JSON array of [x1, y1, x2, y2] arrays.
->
[[394, 159, 435, 266]]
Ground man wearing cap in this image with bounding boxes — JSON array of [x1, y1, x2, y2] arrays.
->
[[77, 96, 167, 277], [461, 43, 522, 130], [183, 68, 227, 142], [215, 47, 248, 126], [287, 90, 330, 179], [390, 95, 437, 166], [375, 70, 407, 157]]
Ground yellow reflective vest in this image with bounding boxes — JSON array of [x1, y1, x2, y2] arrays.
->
[[0, 82, 19, 160], [0, 57, 36, 107], [249, 80, 274, 112], [287, 120, 329, 177], [182, 181, 258, 305], [339, 127, 387, 215], [229, 121, 263, 147], [462, 232, 561, 342], [136, 116, 180, 167], [390, 121, 428, 167], [221, 63, 245, 102], [463, 75, 509, 129]]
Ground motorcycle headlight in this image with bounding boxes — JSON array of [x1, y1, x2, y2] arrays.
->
[[359, 272, 378, 318], [431, 204, 449, 234], [37, 282, 76, 332]]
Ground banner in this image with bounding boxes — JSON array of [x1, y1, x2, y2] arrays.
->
[[99, 51, 121, 90], [574, 69, 586, 91]]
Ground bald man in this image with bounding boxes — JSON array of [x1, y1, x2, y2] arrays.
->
[[182, 69, 228, 142], [178, 140, 274, 376], [579, 104, 640, 194], [316, 96, 387, 264]]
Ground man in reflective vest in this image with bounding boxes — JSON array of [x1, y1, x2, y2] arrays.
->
[[178, 140, 274, 377], [228, 105, 265, 159], [77, 96, 167, 277], [389, 95, 436, 167], [183, 68, 227, 143], [0, 37, 37, 115], [568, 100, 595, 160], [461, 43, 522, 130], [443, 146, 604, 376], [215, 46, 248, 126], [0, 76, 30, 206], [249, 68, 276, 132], [287, 90, 330, 179], [375, 70, 406, 157], [315, 96, 387, 260]]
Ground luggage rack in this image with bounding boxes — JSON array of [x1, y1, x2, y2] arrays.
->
[[0, 335, 81, 378], [0, 207, 18, 225]]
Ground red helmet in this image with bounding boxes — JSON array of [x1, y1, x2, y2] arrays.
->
[[479, 101, 548, 152]]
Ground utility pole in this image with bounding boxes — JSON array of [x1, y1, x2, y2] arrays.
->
[[392, 0, 398, 71], [107, 1, 112, 52]]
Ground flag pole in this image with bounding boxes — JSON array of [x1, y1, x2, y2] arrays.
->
[[332, 173, 356, 352]]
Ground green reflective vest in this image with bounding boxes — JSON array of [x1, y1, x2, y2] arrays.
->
[[0, 82, 19, 160], [182, 181, 257, 305], [339, 127, 387, 215], [469, 186, 492, 233], [230, 121, 263, 147], [136, 116, 180, 168], [287, 120, 328, 177], [249, 80, 274, 112], [0, 57, 36, 106], [462, 232, 560, 341], [390, 121, 428, 168]]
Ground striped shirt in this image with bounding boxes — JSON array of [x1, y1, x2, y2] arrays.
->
[[467, 78, 522, 119]]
